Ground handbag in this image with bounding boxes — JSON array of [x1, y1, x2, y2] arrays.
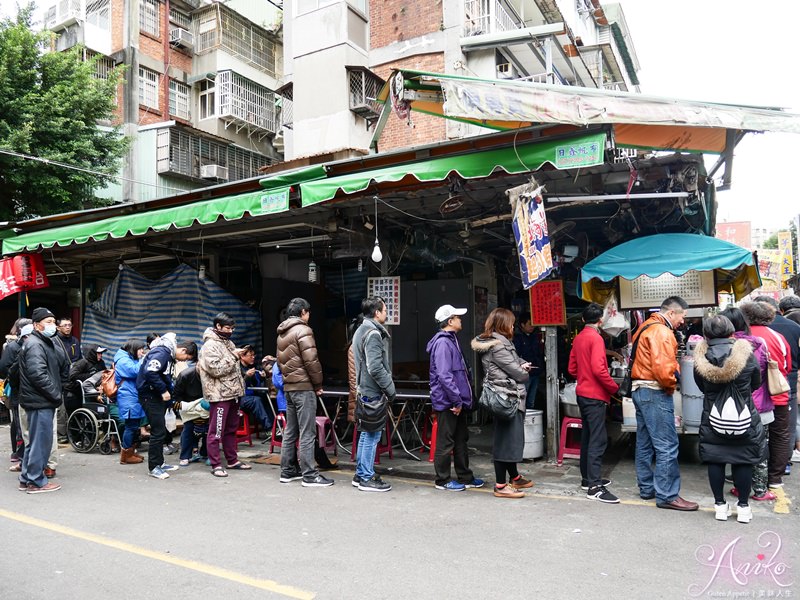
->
[[355, 394, 389, 432], [764, 329, 791, 396], [100, 367, 118, 399], [478, 381, 518, 421]]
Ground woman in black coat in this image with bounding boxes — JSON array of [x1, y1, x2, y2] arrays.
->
[[693, 316, 765, 524]]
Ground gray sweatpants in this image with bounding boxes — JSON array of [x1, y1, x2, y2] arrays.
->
[[280, 390, 319, 479]]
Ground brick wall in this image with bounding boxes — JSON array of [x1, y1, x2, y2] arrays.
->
[[370, 0, 443, 46], [373, 53, 446, 152]]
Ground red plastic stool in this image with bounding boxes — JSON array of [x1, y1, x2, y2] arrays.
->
[[350, 422, 393, 464], [269, 413, 286, 454], [557, 416, 582, 465], [428, 415, 438, 462], [236, 411, 252, 446], [315, 416, 336, 456]]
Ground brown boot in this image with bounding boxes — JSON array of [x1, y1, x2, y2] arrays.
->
[[120, 448, 144, 465]]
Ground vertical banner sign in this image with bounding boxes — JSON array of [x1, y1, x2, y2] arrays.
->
[[507, 179, 553, 289], [0, 258, 22, 300], [778, 231, 794, 288], [758, 249, 782, 292]]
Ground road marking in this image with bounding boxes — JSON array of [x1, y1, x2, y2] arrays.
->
[[0, 508, 315, 599]]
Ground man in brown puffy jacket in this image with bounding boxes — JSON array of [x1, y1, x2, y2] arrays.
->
[[276, 297, 332, 487], [631, 296, 697, 511]]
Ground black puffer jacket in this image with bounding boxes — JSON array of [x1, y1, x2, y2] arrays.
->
[[693, 338, 766, 465], [18, 331, 70, 410]]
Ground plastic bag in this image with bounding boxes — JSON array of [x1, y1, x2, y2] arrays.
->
[[601, 295, 629, 338], [165, 408, 177, 432]]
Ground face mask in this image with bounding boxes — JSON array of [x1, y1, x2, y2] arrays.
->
[[43, 323, 57, 337], [216, 329, 232, 340]]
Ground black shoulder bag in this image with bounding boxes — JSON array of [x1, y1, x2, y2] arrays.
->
[[618, 322, 658, 398]]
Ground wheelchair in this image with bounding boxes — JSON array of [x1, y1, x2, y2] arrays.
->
[[66, 379, 121, 455]]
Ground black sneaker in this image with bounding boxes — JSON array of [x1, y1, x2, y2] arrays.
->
[[587, 485, 620, 504], [279, 471, 303, 483], [358, 475, 392, 493], [301, 474, 334, 487], [581, 478, 611, 490], [351, 475, 361, 488]]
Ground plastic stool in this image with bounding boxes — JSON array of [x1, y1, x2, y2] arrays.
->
[[315, 416, 336, 456], [428, 415, 438, 462], [236, 411, 252, 446], [269, 413, 286, 454], [557, 416, 582, 465], [350, 422, 393, 464]]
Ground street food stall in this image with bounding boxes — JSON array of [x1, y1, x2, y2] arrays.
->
[[576, 233, 762, 435]]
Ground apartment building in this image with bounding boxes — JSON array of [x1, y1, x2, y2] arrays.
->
[[282, 0, 640, 157], [44, 0, 284, 202]]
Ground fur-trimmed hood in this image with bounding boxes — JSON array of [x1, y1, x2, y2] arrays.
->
[[693, 338, 752, 384], [471, 335, 502, 353]]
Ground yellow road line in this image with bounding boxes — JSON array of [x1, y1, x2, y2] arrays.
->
[[0, 508, 315, 600]]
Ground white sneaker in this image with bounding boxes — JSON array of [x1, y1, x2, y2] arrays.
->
[[736, 504, 753, 524], [714, 502, 731, 521], [791, 449, 800, 463], [149, 466, 169, 480]]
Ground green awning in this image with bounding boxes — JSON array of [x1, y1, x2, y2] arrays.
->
[[259, 164, 328, 190], [2, 188, 290, 255], [299, 131, 607, 206]]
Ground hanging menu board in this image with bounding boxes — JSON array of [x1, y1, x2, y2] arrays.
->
[[618, 270, 716, 309], [367, 276, 401, 325], [529, 279, 566, 326]]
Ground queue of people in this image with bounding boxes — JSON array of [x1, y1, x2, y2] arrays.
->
[[2, 293, 798, 518]]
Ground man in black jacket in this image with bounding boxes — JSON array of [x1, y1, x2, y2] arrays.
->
[[17, 307, 69, 494]]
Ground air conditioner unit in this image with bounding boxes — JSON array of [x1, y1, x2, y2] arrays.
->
[[200, 164, 228, 180], [170, 27, 193, 50]]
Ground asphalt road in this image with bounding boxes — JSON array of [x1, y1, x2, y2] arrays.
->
[[1, 430, 797, 600]]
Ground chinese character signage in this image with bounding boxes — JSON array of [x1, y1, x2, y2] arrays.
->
[[367, 276, 400, 325], [508, 180, 553, 289], [758, 249, 782, 292], [554, 140, 603, 169], [529, 280, 566, 326], [0, 254, 49, 300], [260, 189, 290, 214], [777, 231, 794, 288]]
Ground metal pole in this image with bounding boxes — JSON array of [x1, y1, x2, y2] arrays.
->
[[544, 325, 559, 460], [79, 263, 85, 329]]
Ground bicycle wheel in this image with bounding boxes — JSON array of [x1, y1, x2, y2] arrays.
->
[[67, 408, 99, 453]]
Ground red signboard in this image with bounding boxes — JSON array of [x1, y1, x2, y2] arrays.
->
[[529, 279, 566, 326], [0, 254, 49, 300]]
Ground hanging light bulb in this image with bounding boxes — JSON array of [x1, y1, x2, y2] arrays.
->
[[371, 239, 382, 263], [370, 195, 382, 263], [308, 260, 318, 283], [357, 258, 363, 272]]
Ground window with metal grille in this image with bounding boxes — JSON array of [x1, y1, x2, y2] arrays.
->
[[193, 6, 278, 78], [199, 79, 216, 119], [279, 84, 293, 129], [86, 0, 110, 29], [216, 70, 275, 134], [140, 0, 160, 37], [169, 7, 190, 29], [169, 80, 190, 120], [347, 67, 383, 119], [138, 66, 159, 109], [156, 127, 271, 180]]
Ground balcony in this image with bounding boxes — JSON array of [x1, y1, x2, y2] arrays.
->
[[44, 0, 82, 29], [45, 0, 111, 55], [216, 70, 276, 140], [156, 126, 272, 183], [463, 0, 516, 37]]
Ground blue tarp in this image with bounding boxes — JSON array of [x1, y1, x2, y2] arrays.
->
[[578, 233, 761, 302], [82, 264, 261, 357]]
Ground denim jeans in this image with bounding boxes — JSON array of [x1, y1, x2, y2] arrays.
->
[[122, 417, 141, 450], [280, 390, 318, 479], [632, 387, 680, 503], [356, 430, 382, 481], [240, 394, 272, 430], [180, 420, 208, 460], [20, 408, 55, 488], [20, 406, 58, 469], [524, 373, 540, 410]]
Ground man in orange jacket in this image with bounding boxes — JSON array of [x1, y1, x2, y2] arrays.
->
[[631, 296, 698, 511]]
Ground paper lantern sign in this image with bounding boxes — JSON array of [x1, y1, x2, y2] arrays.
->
[[0, 254, 49, 300]]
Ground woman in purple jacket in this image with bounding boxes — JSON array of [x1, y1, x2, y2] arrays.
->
[[720, 307, 775, 501]]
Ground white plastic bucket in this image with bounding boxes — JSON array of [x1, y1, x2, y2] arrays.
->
[[523, 409, 544, 459]]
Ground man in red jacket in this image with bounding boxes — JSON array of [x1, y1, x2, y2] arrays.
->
[[568, 303, 620, 503]]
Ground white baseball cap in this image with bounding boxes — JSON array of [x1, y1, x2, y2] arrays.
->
[[435, 304, 467, 323]]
